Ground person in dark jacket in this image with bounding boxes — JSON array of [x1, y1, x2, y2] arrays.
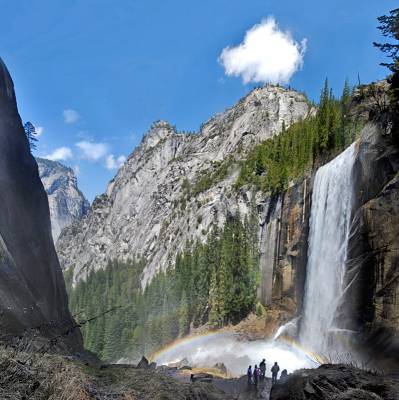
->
[[247, 365, 253, 385], [271, 362, 280, 384], [259, 359, 266, 379]]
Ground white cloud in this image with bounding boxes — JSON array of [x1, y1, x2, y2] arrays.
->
[[35, 126, 44, 136], [45, 147, 73, 161], [105, 154, 126, 170], [63, 108, 81, 124], [219, 17, 307, 84], [76, 141, 108, 161], [76, 130, 93, 140], [73, 165, 80, 176]]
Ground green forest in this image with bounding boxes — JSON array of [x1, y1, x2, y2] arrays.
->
[[66, 211, 259, 361], [236, 80, 362, 192]]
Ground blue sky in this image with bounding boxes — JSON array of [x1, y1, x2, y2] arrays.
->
[[0, 0, 396, 201]]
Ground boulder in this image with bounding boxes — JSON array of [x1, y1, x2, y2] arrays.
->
[[149, 361, 157, 369], [191, 373, 214, 383], [137, 356, 149, 369], [168, 357, 191, 369]]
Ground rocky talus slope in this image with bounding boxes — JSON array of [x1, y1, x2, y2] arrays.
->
[[37, 158, 89, 242], [0, 57, 82, 352], [57, 86, 312, 286]]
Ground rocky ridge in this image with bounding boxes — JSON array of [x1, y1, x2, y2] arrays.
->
[[37, 158, 89, 242], [57, 86, 312, 286]]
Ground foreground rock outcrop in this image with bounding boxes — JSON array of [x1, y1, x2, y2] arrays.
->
[[270, 364, 399, 400], [0, 58, 82, 352], [37, 158, 89, 242], [0, 346, 230, 400]]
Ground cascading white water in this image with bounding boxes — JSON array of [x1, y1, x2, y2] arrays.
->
[[299, 143, 356, 356]]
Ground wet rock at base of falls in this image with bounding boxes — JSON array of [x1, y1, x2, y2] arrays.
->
[[270, 364, 399, 400]]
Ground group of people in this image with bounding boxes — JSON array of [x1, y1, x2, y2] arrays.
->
[[247, 360, 287, 387]]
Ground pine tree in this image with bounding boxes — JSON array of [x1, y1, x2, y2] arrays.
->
[[23, 122, 38, 150], [178, 290, 190, 336], [208, 268, 223, 327], [340, 79, 352, 147], [318, 79, 331, 150], [373, 8, 399, 73]]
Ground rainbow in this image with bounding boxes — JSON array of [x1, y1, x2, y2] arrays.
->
[[150, 329, 323, 373], [150, 330, 224, 362], [272, 334, 326, 364]]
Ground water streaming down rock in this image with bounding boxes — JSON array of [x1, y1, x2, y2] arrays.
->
[[259, 195, 283, 305], [274, 317, 299, 340], [299, 143, 356, 356]]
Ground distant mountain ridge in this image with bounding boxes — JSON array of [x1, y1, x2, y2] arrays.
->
[[56, 86, 311, 286], [37, 157, 89, 242]]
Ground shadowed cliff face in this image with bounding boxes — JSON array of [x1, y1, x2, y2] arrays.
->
[[0, 58, 82, 352], [258, 178, 311, 310], [343, 122, 399, 365]]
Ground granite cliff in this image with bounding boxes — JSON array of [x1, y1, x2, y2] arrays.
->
[[0, 57, 82, 352], [57, 86, 312, 287], [37, 157, 89, 242]]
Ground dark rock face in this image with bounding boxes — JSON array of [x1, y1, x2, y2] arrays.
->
[[259, 177, 311, 309], [270, 364, 399, 400], [344, 123, 399, 364], [0, 58, 82, 352]]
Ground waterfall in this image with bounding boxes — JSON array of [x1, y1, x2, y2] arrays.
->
[[299, 143, 356, 356]]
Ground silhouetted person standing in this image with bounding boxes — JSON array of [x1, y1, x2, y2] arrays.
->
[[254, 364, 260, 387], [247, 365, 253, 385], [271, 362, 280, 384], [259, 359, 266, 379]]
